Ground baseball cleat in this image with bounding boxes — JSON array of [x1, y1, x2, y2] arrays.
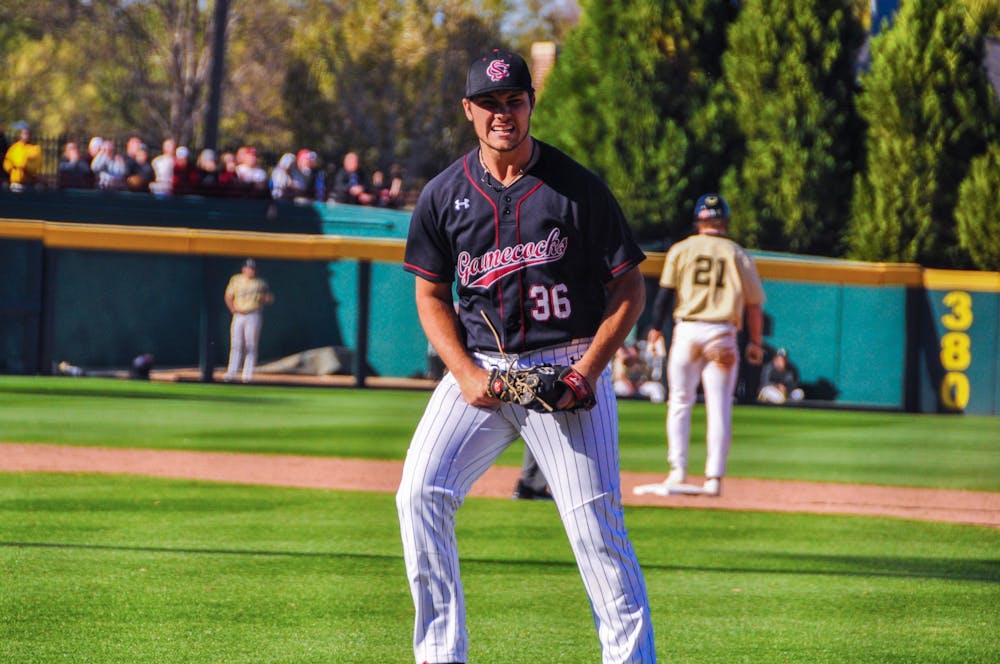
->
[[512, 480, 554, 501], [634, 478, 721, 497], [633, 481, 669, 496], [633, 468, 688, 496]]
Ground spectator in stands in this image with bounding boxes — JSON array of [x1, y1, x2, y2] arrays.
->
[[757, 348, 805, 405], [196, 148, 223, 194], [219, 151, 238, 189], [91, 138, 127, 190], [3, 122, 43, 191], [123, 134, 143, 173], [57, 140, 95, 189], [269, 152, 296, 200], [150, 138, 176, 197], [171, 146, 200, 196], [612, 341, 666, 403], [236, 145, 268, 196], [235, 145, 268, 193], [125, 143, 154, 193], [372, 162, 405, 208], [289, 148, 324, 201], [87, 136, 104, 162], [332, 150, 375, 205]]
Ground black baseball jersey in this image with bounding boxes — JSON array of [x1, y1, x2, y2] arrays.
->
[[404, 140, 645, 354]]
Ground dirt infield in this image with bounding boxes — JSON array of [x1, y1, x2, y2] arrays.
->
[[3, 442, 998, 529]]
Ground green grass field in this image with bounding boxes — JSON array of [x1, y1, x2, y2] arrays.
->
[[1, 376, 997, 489], [1, 376, 998, 663]]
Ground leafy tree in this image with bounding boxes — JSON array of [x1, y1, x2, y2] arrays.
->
[[0, 1, 218, 146], [532, 0, 739, 242], [112, 0, 217, 147], [0, 1, 109, 137], [218, 0, 297, 154], [848, 0, 998, 267], [956, 143, 1000, 270], [720, 0, 865, 254], [289, 0, 505, 182], [957, 0, 1000, 34]]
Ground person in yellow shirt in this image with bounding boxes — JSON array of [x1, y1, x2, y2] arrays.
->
[[223, 258, 274, 383], [3, 122, 43, 191], [634, 193, 765, 498]]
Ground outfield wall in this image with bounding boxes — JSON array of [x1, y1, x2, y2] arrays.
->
[[0, 198, 997, 414]]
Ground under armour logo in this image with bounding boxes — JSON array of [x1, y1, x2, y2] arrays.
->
[[454, 198, 470, 210]]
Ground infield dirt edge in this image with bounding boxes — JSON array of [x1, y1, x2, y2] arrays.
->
[[3, 442, 998, 529]]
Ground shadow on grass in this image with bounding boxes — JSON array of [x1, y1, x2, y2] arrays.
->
[[3, 541, 997, 583]]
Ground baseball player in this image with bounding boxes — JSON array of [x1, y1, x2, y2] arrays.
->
[[634, 194, 765, 498], [397, 49, 656, 664], [223, 258, 273, 383]]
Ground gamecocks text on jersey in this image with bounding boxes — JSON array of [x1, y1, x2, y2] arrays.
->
[[457, 228, 568, 289]]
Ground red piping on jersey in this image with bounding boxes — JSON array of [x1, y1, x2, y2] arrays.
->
[[462, 154, 548, 352], [464, 154, 506, 348], [515, 181, 544, 349], [611, 258, 642, 277], [404, 262, 441, 280]]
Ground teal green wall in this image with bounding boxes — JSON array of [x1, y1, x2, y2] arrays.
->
[[0, 240, 42, 374], [0, 189, 426, 379], [733, 280, 907, 408], [1, 190, 998, 413]]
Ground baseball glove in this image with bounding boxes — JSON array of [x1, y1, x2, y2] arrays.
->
[[487, 364, 596, 413]]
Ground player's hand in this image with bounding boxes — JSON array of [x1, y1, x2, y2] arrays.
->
[[456, 367, 500, 408], [744, 342, 764, 366]]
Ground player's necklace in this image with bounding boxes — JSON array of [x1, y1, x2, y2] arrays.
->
[[479, 143, 535, 191]]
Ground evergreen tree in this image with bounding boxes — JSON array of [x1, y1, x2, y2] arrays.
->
[[720, 0, 865, 254], [956, 143, 1000, 270], [847, 0, 998, 267], [532, 0, 739, 242]]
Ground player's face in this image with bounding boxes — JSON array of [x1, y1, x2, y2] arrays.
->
[[463, 90, 533, 153]]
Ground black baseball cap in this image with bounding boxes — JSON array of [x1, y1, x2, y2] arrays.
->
[[465, 49, 534, 99]]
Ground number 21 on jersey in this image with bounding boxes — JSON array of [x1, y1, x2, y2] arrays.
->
[[693, 256, 726, 288]]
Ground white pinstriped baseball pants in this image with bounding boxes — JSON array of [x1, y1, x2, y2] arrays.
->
[[396, 340, 656, 664]]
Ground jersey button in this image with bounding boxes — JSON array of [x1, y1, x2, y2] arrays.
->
[[503, 208, 511, 215], [504, 195, 512, 202]]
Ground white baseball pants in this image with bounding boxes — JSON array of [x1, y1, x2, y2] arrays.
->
[[666, 321, 739, 479], [226, 310, 262, 381], [396, 340, 656, 664]]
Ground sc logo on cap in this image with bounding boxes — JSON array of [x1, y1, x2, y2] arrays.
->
[[485, 59, 511, 82]]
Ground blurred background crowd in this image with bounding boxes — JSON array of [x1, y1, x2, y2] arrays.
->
[[1, 121, 410, 207]]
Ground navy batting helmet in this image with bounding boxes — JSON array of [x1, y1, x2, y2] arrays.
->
[[693, 193, 730, 223]]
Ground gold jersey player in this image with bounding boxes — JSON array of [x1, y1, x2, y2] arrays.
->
[[634, 194, 765, 498], [223, 258, 273, 383]]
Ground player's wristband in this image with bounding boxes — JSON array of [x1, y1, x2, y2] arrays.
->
[[558, 367, 596, 410]]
